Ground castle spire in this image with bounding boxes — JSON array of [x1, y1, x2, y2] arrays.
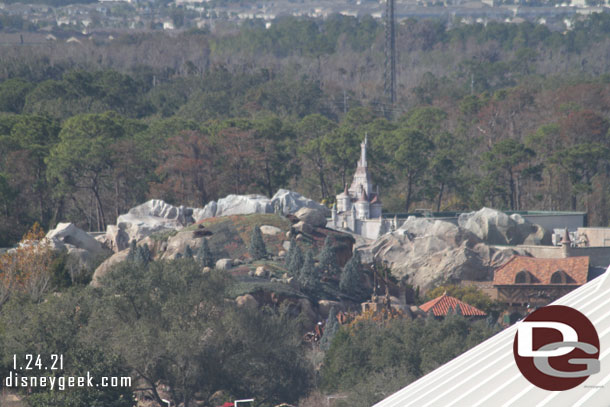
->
[[359, 133, 368, 168]]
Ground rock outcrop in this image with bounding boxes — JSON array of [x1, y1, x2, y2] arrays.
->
[[46, 223, 112, 273], [107, 200, 190, 252], [194, 194, 273, 220], [91, 249, 130, 287], [47, 223, 108, 256], [271, 189, 330, 216], [295, 207, 327, 228], [458, 207, 551, 246], [359, 216, 525, 292]]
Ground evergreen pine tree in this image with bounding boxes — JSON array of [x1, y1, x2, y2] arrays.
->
[[284, 238, 296, 267], [196, 238, 214, 268], [298, 249, 319, 291], [317, 236, 338, 274], [320, 306, 339, 351], [248, 225, 267, 260], [135, 243, 151, 265], [184, 244, 194, 259], [126, 239, 137, 262], [339, 251, 362, 297], [288, 243, 303, 276]]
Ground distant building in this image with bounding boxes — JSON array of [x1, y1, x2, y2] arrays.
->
[[419, 293, 487, 317], [493, 250, 589, 311], [329, 135, 393, 239]]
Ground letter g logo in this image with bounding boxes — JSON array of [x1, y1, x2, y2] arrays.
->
[[513, 305, 600, 391]]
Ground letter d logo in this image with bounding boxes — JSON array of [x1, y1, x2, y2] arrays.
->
[[517, 321, 578, 357], [513, 305, 600, 391]]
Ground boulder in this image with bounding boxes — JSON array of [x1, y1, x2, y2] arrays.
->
[[359, 214, 535, 292], [202, 266, 212, 274], [278, 250, 286, 258], [359, 217, 485, 292], [161, 230, 201, 260], [293, 221, 313, 235], [215, 258, 233, 270], [90, 249, 130, 287], [458, 207, 550, 246], [271, 189, 330, 216], [260, 225, 282, 235], [236, 294, 258, 309], [192, 201, 217, 222], [105, 224, 130, 252], [295, 207, 327, 228], [108, 200, 189, 252], [46, 223, 108, 257], [255, 266, 269, 278], [214, 194, 272, 217]]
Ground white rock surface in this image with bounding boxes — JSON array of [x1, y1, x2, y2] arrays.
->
[[192, 201, 217, 222], [107, 199, 189, 252], [216, 258, 233, 270], [215, 194, 272, 217], [271, 189, 330, 216], [260, 225, 282, 235], [46, 223, 108, 257]]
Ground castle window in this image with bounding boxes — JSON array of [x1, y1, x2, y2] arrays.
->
[[515, 271, 531, 284], [551, 270, 567, 284]]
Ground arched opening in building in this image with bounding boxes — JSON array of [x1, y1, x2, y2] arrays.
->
[[551, 270, 567, 284], [515, 270, 531, 284]]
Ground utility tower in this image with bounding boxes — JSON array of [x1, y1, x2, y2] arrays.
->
[[384, 0, 396, 105]]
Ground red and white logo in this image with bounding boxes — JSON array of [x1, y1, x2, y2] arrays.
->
[[513, 305, 600, 391]]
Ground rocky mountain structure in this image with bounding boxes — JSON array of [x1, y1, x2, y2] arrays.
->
[[359, 208, 550, 292], [102, 190, 329, 254], [46, 222, 112, 272]]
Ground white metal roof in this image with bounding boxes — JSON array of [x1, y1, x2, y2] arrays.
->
[[374, 268, 610, 407]]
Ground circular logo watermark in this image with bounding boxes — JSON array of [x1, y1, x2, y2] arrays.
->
[[513, 305, 600, 391]]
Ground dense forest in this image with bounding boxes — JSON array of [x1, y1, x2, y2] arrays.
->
[[3, 12, 610, 406], [4, 14, 610, 245]]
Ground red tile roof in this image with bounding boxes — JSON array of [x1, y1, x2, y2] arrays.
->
[[419, 294, 487, 317], [493, 255, 589, 286]]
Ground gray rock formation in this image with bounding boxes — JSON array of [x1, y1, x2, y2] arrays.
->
[[360, 216, 524, 292], [295, 207, 327, 227], [192, 201, 217, 222], [46, 223, 112, 274], [161, 230, 201, 260], [107, 199, 190, 252], [91, 249, 130, 287], [271, 189, 330, 216], [215, 258, 233, 270], [458, 207, 551, 246], [212, 194, 272, 218], [46, 223, 108, 256]]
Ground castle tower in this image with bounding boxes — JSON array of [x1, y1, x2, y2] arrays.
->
[[336, 183, 351, 212], [355, 185, 371, 220], [348, 134, 374, 198]]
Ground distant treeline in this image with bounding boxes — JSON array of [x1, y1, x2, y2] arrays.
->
[[3, 14, 610, 244]]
